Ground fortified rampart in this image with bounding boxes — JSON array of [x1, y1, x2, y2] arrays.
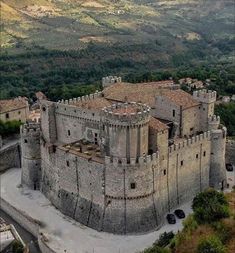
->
[[22, 85, 227, 234], [40, 129, 215, 234]]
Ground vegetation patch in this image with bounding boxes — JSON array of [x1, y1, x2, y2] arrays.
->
[[141, 189, 235, 253]]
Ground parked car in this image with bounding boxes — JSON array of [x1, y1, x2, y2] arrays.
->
[[166, 214, 176, 224], [226, 163, 234, 172], [174, 209, 185, 219]]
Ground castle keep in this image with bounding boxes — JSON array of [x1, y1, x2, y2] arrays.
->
[[21, 79, 227, 234]]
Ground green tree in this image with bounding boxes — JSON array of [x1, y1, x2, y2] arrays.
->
[[197, 235, 226, 253], [192, 189, 229, 224]]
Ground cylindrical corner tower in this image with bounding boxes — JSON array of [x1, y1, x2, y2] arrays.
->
[[102, 102, 151, 162], [21, 122, 41, 190], [210, 127, 227, 190]]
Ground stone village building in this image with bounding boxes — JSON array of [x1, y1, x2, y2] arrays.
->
[[21, 77, 227, 234], [0, 97, 29, 123]]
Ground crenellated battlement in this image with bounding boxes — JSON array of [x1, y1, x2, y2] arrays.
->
[[169, 131, 210, 153], [105, 152, 158, 166], [208, 115, 220, 129], [102, 76, 122, 87], [209, 115, 220, 123], [102, 102, 151, 126], [21, 122, 41, 137], [57, 91, 103, 105], [193, 89, 217, 103]]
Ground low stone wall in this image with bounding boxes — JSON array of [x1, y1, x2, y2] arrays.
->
[[0, 143, 21, 172], [226, 140, 235, 165], [38, 235, 57, 253], [0, 198, 55, 253]]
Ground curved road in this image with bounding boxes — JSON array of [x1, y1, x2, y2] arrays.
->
[[0, 209, 41, 253]]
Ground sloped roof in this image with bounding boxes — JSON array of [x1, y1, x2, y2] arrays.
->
[[103, 81, 176, 107], [149, 117, 169, 131], [160, 89, 199, 109], [0, 97, 28, 113]]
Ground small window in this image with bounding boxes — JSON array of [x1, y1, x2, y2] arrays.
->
[[173, 109, 175, 117], [66, 161, 70, 167], [190, 127, 194, 132], [18, 111, 21, 114], [196, 154, 199, 159], [95, 133, 98, 137], [92, 113, 95, 116], [6, 113, 9, 119], [42, 107, 46, 112], [203, 108, 205, 111], [24, 139, 28, 143], [68, 130, 71, 136], [181, 160, 184, 166], [130, 183, 136, 189], [163, 169, 166, 175], [203, 151, 206, 157]]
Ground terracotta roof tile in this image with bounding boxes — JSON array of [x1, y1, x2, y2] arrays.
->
[[0, 97, 28, 113], [161, 89, 199, 109], [103, 81, 177, 107], [149, 117, 169, 131]]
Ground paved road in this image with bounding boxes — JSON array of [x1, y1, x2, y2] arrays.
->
[[0, 209, 41, 253]]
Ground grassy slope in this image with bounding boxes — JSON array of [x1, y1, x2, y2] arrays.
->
[[175, 191, 235, 253]]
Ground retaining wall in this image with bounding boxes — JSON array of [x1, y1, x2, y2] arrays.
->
[[0, 143, 21, 172], [0, 198, 55, 253]]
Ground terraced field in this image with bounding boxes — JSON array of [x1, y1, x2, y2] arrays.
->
[[1, 0, 234, 51]]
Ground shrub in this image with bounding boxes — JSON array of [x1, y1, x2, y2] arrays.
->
[[142, 245, 171, 253], [212, 221, 233, 244], [192, 189, 230, 224], [182, 214, 198, 232], [12, 240, 24, 253], [197, 235, 226, 253], [0, 120, 22, 136], [155, 231, 175, 247]]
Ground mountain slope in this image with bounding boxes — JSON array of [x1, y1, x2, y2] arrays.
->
[[1, 0, 234, 50]]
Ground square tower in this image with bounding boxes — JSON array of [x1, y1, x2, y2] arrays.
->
[[193, 90, 217, 131]]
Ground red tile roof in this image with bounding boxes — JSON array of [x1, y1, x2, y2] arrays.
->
[[103, 81, 176, 107], [0, 97, 28, 113], [149, 117, 168, 131], [161, 89, 199, 109]]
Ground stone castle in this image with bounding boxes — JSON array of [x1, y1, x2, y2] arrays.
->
[[20, 77, 227, 234]]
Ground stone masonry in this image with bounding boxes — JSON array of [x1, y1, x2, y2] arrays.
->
[[20, 79, 227, 234]]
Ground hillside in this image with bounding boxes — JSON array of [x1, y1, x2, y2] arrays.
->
[[0, 0, 234, 102], [1, 0, 234, 50]]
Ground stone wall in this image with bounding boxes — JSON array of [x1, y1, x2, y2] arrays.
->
[[40, 132, 212, 234], [155, 96, 181, 136], [0, 142, 21, 172], [182, 106, 200, 137], [0, 198, 56, 253], [168, 131, 211, 209], [0, 198, 39, 237], [226, 140, 235, 165], [209, 127, 227, 189]]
